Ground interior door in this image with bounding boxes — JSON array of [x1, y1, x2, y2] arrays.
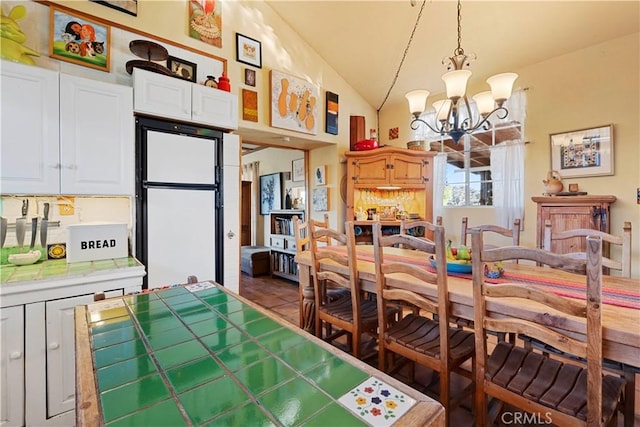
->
[[241, 181, 252, 246]]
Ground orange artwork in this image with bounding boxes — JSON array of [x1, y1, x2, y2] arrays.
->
[[188, 0, 222, 48], [242, 89, 258, 122], [270, 70, 319, 135]]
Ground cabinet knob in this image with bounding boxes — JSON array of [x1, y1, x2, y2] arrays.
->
[[9, 351, 22, 360], [48, 342, 60, 350], [226, 230, 235, 239]]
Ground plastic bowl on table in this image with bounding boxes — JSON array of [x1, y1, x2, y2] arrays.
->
[[429, 257, 472, 274]]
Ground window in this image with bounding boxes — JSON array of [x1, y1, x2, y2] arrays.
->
[[431, 123, 522, 206], [412, 90, 527, 208]]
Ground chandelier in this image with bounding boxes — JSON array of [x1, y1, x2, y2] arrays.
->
[[406, 0, 518, 144]]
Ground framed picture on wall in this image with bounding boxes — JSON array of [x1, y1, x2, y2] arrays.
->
[[49, 6, 111, 72], [91, 0, 138, 16], [314, 165, 326, 186], [292, 158, 304, 182], [167, 56, 197, 82], [260, 173, 282, 215], [269, 69, 319, 135], [325, 91, 339, 135], [236, 33, 262, 68], [550, 124, 614, 178], [312, 188, 329, 211]]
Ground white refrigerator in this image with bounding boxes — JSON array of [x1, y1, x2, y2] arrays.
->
[[136, 117, 224, 288]]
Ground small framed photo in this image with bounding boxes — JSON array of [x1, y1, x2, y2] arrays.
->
[[236, 33, 262, 68], [292, 158, 304, 182], [50, 6, 111, 72], [244, 68, 256, 87], [314, 165, 326, 186], [167, 56, 197, 82], [550, 124, 614, 178]]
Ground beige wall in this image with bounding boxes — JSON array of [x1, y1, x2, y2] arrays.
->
[[380, 33, 640, 278], [13, 1, 638, 277]]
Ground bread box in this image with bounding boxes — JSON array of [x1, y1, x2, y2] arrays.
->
[[66, 222, 128, 263]]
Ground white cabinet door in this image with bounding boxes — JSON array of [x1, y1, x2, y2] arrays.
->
[[192, 85, 238, 130], [59, 74, 135, 195], [133, 68, 191, 121], [0, 61, 60, 195], [223, 133, 240, 293], [45, 294, 96, 417], [0, 306, 24, 427]]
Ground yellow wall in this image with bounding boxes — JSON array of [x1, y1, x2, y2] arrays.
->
[[12, 1, 638, 277], [380, 33, 639, 278]]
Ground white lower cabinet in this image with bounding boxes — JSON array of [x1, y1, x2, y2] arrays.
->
[[0, 306, 25, 427], [0, 268, 144, 426]]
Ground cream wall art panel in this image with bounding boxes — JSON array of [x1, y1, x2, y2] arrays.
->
[[270, 70, 319, 135]]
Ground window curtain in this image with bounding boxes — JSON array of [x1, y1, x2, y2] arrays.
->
[[490, 141, 524, 228], [432, 152, 447, 222], [242, 161, 260, 245], [490, 90, 527, 228]]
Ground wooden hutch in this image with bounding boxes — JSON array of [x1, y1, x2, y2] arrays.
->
[[345, 146, 435, 243]]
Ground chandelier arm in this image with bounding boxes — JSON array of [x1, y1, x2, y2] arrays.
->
[[468, 106, 509, 132], [410, 117, 443, 135]]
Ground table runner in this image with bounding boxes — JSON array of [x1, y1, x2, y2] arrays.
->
[[322, 246, 640, 309]]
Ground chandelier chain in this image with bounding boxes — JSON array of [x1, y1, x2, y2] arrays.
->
[[376, 0, 427, 112], [455, 0, 464, 56]]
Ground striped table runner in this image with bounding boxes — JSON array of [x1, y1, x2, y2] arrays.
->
[[321, 246, 640, 309]]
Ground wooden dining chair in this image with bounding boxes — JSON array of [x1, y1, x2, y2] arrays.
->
[[372, 221, 475, 426], [540, 219, 635, 425], [293, 214, 344, 330], [310, 219, 395, 359], [460, 216, 521, 248], [471, 229, 626, 426], [543, 220, 632, 277]]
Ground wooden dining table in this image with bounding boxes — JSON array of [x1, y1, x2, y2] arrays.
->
[[75, 280, 445, 426], [297, 245, 640, 424], [296, 245, 640, 367]]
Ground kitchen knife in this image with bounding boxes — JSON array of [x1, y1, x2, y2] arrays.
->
[[29, 217, 38, 251], [40, 203, 50, 250], [16, 199, 28, 252]]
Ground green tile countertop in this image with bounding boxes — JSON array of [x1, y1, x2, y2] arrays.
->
[[0, 257, 142, 285], [75, 282, 445, 427]]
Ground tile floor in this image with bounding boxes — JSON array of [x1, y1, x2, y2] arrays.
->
[[239, 273, 637, 427]]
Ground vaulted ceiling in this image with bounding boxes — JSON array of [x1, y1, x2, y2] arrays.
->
[[240, 1, 639, 149]]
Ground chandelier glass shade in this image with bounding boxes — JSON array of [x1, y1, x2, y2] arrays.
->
[[407, 0, 518, 143]]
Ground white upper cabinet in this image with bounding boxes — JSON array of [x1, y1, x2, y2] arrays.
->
[[1, 61, 60, 195], [192, 84, 238, 130], [59, 74, 134, 195], [133, 68, 238, 130], [0, 61, 134, 196]]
